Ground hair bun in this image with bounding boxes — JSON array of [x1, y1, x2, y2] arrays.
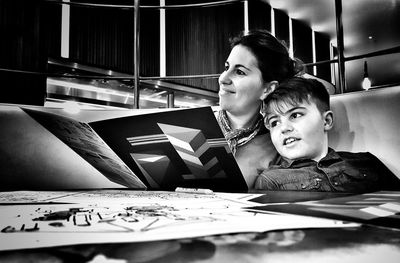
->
[[292, 58, 305, 77]]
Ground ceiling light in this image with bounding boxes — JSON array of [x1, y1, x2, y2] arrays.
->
[[362, 61, 371, 90]]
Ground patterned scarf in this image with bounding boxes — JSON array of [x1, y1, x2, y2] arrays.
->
[[217, 110, 264, 155]]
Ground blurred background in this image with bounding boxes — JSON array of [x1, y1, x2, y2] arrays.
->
[[0, 0, 399, 110]]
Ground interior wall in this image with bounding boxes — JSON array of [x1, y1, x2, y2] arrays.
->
[[165, 0, 243, 92], [0, 0, 51, 105], [0, 0, 334, 106], [274, 9, 290, 49], [69, 0, 159, 76], [315, 31, 332, 82], [248, 0, 271, 31], [292, 18, 313, 75]]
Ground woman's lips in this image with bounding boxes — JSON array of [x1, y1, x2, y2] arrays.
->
[[219, 87, 235, 94]]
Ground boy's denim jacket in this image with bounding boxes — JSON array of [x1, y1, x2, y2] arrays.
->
[[255, 148, 400, 193]]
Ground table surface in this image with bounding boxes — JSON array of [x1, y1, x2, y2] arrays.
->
[[1, 190, 399, 263]]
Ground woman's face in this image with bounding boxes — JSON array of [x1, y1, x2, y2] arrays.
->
[[218, 45, 267, 116]]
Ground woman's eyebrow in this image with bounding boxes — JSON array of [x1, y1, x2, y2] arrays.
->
[[233, 64, 251, 71]]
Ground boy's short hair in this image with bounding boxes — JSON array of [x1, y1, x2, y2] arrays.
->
[[263, 77, 330, 115]]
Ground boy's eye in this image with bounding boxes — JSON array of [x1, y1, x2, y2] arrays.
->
[[266, 119, 279, 129], [270, 120, 278, 128], [290, 112, 303, 120], [224, 64, 229, 71]]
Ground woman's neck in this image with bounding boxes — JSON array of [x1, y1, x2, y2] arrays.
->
[[226, 108, 261, 130]]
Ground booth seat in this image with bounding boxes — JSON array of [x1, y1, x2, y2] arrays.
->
[[1, 85, 399, 190], [329, 85, 400, 177]]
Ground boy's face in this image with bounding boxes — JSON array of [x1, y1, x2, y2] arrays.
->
[[264, 100, 332, 162]]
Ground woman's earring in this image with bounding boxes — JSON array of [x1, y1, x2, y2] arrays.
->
[[269, 81, 279, 92]]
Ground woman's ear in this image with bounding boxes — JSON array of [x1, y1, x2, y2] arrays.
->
[[260, 81, 279, 100], [323, 110, 334, 131]]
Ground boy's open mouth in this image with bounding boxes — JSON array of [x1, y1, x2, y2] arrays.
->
[[283, 137, 299, 146]]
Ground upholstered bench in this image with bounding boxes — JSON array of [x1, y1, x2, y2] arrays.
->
[[329, 85, 400, 177]]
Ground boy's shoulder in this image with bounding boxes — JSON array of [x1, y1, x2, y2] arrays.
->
[[334, 150, 376, 161], [332, 150, 384, 169], [335, 149, 400, 190], [333, 150, 387, 174]]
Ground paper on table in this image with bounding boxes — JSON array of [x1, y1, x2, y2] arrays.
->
[[0, 190, 358, 251]]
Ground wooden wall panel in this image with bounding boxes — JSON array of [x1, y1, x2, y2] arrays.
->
[[0, 0, 48, 105], [315, 31, 332, 84], [43, 2, 62, 58], [69, 0, 159, 76], [69, 4, 134, 73], [165, 0, 244, 92], [274, 9, 289, 49], [292, 19, 312, 73], [139, 4, 160, 77], [248, 0, 271, 32]]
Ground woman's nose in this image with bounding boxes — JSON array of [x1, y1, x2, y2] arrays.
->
[[219, 70, 231, 85]]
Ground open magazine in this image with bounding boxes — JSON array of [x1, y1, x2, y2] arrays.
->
[[22, 107, 247, 192]]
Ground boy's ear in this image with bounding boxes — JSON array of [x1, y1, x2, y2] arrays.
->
[[260, 81, 279, 100], [323, 110, 334, 131]]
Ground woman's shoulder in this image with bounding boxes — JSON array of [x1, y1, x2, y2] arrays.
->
[[234, 132, 277, 188], [235, 132, 276, 164]]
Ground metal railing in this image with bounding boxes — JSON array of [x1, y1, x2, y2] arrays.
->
[[1, 0, 400, 108]]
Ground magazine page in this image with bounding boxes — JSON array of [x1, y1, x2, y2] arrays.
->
[[22, 108, 146, 189], [248, 191, 400, 229], [89, 107, 247, 192]]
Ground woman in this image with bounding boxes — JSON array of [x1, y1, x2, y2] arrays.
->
[[217, 29, 303, 188]]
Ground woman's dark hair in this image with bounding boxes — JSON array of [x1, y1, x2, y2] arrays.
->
[[230, 29, 304, 83]]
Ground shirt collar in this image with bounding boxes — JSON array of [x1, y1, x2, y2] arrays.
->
[[319, 148, 343, 164], [277, 148, 342, 168]]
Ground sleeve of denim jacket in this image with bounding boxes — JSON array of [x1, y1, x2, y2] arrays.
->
[[254, 167, 286, 190], [366, 152, 400, 190], [337, 151, 400, 192]]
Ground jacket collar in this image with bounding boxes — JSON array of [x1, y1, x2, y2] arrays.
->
[[278, 148, 342, 168]]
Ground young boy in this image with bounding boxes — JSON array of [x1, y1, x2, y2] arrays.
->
[[255, 77, 400, 192]]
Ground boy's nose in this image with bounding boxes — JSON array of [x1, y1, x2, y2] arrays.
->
[[280, 119, 294, 133]]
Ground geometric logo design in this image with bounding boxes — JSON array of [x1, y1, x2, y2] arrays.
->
[[130, 153, 176, 188], [157, 123, 226, 179]]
